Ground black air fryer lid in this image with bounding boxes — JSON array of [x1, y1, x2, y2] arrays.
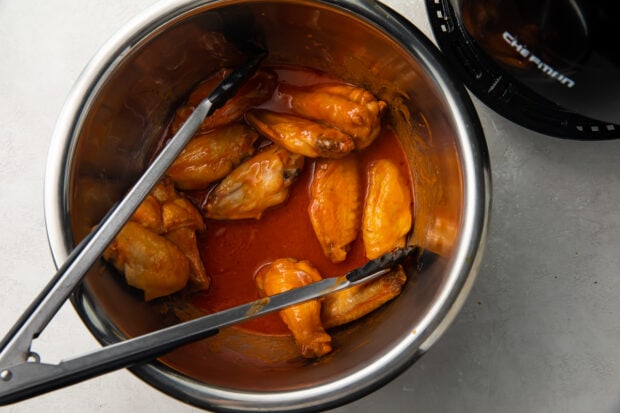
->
[[426, 0, 620, 139]]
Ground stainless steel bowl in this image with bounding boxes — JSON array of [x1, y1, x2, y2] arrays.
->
[[44, 0, 490, 411]]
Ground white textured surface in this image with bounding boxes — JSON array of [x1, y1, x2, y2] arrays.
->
[[1, 0, 620, 412]]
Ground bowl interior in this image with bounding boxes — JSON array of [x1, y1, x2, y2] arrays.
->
[[51, 0, 484, 409]]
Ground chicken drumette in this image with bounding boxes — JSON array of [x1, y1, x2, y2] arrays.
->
[[321, 266, 407, 329], [255, 258, 332, 358]]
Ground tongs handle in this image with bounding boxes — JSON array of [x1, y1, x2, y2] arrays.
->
[[0, 52, 266, 372]]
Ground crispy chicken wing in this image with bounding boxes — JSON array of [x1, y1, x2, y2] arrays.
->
[[103, 221, 190, 301], [321, 265, 407, 328], [245, 109, 355, 158], [204, 145, 304, 220], [308, 156, 361, 262], [279, 83, 387, 149], [167, 124, 259, 190], [171, 68, 277, 134], [362, 159, 413, 259], [255, 258, 332, 358]]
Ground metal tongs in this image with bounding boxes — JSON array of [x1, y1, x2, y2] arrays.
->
[[0, 50, 419, 405]]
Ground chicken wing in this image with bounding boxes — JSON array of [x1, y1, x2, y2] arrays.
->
[[167, 124, 259, 190], [131, 194, 164, 233], [149, 179, 208, 289], [362, 159, 413, 259], [105, 178, 210, 297], [308, 156, 361, 262], [321, 265, 406, 329], [103, 221, 190, 301], [161, 197, 206, 233], [279, 83, 387, 149], [245, 109, 355, 158], [255, 258, 332, 358], [151, 177, 179, 204], [204, 145, 304, 220], [147, 178, 204, 233], [165, 227, 210, 291], [171, 68, 277, 134]]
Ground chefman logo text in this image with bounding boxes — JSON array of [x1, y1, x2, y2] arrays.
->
[[502, 31, 575, 88]]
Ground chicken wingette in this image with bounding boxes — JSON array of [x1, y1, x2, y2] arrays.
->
[[204, 145, 304, 220], [362, 159, 413, 260], [245, 109, 355, 158], [321, 266, 407, 329], [167, 124, 258, 190], [308, 156, 361, 262]]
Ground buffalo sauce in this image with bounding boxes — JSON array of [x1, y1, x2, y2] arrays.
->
[[174, 66, 413, 336]]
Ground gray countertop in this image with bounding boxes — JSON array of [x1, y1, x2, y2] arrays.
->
[[1, 0, 619, 411]]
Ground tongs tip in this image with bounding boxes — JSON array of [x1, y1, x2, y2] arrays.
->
[[207, 49, 268, 112], [346, 245, 420, 284]]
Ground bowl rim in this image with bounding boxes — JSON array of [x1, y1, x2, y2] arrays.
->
[[43, 0, 491, 411]]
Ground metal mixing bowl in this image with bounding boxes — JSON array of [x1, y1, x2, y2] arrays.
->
[[44, 0, 490, 410]]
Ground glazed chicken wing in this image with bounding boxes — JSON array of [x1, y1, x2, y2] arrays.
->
[[321, 265, 407, 328], [161, 197, 206, 233], [362, 159, 413, 259], [308, 156, 361, 262], [105, 178, 210, 296], [167, 124, 259, 190], [278, 83, 387, 149], [171, 68, 277, 134], [151, 179, 208, 289], [103, 221, 190, 301], [165, 227, 210, 291], [255, 258, 332, 358], [204, 145, 304, 220], [245, 109, 355, 158], [148, 178, 204, 234]]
